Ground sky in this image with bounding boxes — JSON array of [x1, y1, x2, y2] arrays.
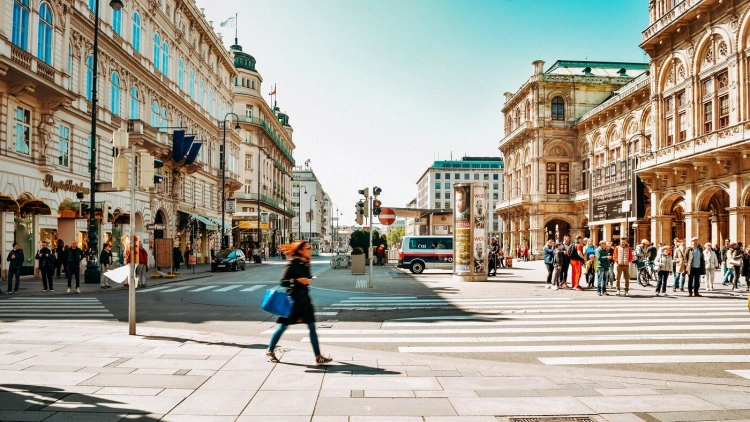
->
[[196, 0, 649, 226]]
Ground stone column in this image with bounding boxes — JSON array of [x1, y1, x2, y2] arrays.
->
[[635, 219, 651, 243], [602, 224, 612, 242], [691, 211, 711, 243], [651, 216, 672, 245], [728, 176, 742, 240], [716, 213, 729, 245], [590, 226, 601, 244], [730, 207, 750, 246]]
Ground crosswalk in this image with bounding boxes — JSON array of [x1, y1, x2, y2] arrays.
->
[[267, 294, 750, 369], [138, 284, 270, 294], [0, 297, 116, 320]]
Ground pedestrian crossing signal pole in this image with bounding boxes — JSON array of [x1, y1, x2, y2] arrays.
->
[[368, 194, 374, 288]]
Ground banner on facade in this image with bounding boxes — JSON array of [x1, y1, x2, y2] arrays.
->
[[453, 183, 487, 280]]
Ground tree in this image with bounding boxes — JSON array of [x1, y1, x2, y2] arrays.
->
[[387, 226, 405, 248], [349, 229, 370, 258]]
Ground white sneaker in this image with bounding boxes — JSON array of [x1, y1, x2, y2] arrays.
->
[[66, 288, 71, 293], [546, 285, 551, 289], [655, 293, 660, 296], [76, 288, 81, 294], [616, 290, 621, 296], [551, 285, 558, 291], [624, 291, 629, 296]]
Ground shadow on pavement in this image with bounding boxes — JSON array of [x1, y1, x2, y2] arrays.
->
[[0, 384, 160, 420], [142, 335, 266, 350], [277, 361, 402, 375]]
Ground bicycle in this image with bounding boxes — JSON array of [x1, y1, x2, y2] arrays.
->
[[330, 254, 351, 269], [637, 260, 657, 287]]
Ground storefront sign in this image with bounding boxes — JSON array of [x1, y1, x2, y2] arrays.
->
[[43, 174, 90, 194]]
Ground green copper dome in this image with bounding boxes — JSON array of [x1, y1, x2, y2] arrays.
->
[[231, 44, 256, 72]]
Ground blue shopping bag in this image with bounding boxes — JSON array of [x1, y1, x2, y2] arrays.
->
[[261, 288, 294, 317]]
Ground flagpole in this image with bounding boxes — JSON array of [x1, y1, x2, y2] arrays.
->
[[234, 13, 238, 45]]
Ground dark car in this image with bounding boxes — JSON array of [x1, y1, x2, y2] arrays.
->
[[211, 249, 246, 272]]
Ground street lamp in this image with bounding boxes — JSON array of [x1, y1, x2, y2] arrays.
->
[[256, 146, 271, 249], [84, 0, 126, 284], [221, 112, 241, 249], [308, 194, 317, 241], [297, 186, 307, 239]]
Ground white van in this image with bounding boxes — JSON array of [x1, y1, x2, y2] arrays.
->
[[398, 235, 453, 274]]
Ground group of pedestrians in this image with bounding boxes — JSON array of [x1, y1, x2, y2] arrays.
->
[[543, 234, 750, 297]]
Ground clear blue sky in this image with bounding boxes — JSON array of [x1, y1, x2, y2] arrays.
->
[[197, 0, 649, 225]]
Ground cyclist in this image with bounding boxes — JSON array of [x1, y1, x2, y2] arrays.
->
[[634, 239, 650, 272]]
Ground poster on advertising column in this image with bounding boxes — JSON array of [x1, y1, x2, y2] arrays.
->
[[453, 183, 487, 281]]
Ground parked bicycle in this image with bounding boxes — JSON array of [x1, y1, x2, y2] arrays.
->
[[638, 261, 657, 287], [330, 254, 351, 269]]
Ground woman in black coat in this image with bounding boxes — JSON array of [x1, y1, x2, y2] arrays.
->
[[266, 240, 332, 365]]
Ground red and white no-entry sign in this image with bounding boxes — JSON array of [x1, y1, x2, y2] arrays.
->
[[378, 207, 396, 225]]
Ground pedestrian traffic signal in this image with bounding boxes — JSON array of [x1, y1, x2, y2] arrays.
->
[[80, 202, 91, 218], [139, 154, 164, 188], [355, 201, 364, 225], [373, 199, 382, 215]]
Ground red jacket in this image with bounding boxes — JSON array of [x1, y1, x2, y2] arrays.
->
[[125, 246, 148, 264]]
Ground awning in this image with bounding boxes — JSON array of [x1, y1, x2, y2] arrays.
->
[[182, 211, 219, 231], [19, 199, 51, 215], [0, 194, 19, 212]]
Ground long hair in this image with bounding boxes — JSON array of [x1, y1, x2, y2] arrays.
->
[[279, 241, 309, 259]]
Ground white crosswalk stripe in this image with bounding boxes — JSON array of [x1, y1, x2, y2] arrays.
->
[[0, 297, 116, 320], [270, 295, 750, 368], [135, 284, 271, 293]]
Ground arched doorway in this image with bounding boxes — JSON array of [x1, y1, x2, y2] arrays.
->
[[154, 209, 167, 239], [672, 206, 685, 241], [545, 219, 570, 243], [699, 188, 729, 244]]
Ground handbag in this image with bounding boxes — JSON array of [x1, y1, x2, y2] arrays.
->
[[261, 288, 294, 317], [727, 256, 742, 267]]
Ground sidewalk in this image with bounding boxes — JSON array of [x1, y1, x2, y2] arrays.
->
[[1, 321, 749, 421], [1, 264, 214, 297]]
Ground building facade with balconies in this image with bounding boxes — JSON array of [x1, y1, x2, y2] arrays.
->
[[0, 0, 238, 272], [229, 42, 295, 254], [496, 60, 648, 255], [292, 163, 330, 254]]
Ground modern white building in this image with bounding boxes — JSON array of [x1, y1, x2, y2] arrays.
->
[[414, 157, 504, 237], [291, 162, 331, 254]]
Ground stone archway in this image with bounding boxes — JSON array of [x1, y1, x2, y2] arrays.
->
[[545, 219, 571, 243], [697, 188, 730, 244], [154, 209, 167, 239]]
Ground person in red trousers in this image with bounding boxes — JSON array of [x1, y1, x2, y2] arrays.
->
[[569, 236, 585, 291]]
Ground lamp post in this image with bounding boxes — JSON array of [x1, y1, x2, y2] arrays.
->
[[297, 186, 307, 239], [85, 0, 124, 284], [623, 133, 644, 242], [256, 146, 271, 249], [220, 113, 241, 250], [308, 194, 317, 241]]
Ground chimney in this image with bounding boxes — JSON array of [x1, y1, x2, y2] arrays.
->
[[532, 60, 545, 75]]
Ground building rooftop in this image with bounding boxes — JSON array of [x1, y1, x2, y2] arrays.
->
[[545, 60, 649, 77], [432, 157, 504, 169]]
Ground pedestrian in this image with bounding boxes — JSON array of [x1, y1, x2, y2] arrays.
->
[[377, 244, 385, 266], [265, 240, 332, 365], [584, 253, 596, 289], [720, 238, 732, 284], [584, 238, 596, 260], [99, 244, 113, 289], [653, 244, 672, 296], [703, 242, 719, 291], [606, 241, 615, 288], [184, 246, 191, 269], [685, 237, 705, 297], [35, 241, 55, 292], [65, 241, 84, 293], [595, 240, 610, 296], [743, 246, 750, 292], [136, 240, 148, 288], [612, 237, 633, 296], [724, 243, 744, 291], [54, 239, 65, 278], [551, 243, 564, 290], [497, 245, 505, 268], [634, 239, 649, 273], [543, 240, 555, 288], [172, 246, 182, 271], [672, 239, 687, 291], [487, 238, 499, 276], [569, 236, 585, 291], [6, 242, 24, 294], [560, 235, 572, 287]]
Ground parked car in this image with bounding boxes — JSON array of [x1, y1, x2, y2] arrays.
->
[[211, 249, 246, 272]]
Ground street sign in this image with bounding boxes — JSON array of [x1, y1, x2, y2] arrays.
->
[[146, 223, 167, 231], [378, 207, 396, 225]]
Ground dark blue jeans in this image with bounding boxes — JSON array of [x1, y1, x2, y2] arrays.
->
[[656, 271, 669, 293], [7, 266, 20, 292], [269, 323, 321, 356]]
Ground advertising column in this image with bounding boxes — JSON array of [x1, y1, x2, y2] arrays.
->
[[453, 183, 487, 282]]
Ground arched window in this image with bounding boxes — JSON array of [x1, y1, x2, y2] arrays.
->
[[199, 79, 204, 107], [153, 33, 161, 69], [178, 58, 184, 90], [160, 107, 167, 130], [67, 45, 73, 89], [151, 101, 159, 127], [12, 0, 30, 50], [129, 87, 139, 119], [88, 0, 95, 10], [161, 42, 169, 75], [112, 7, 122, 35], [525, 100, 531, 122], [85, 55, 93, 101], [37, 3, 53, 64], [131, 12, 141, 52], [110, 72, 121, 115], [551, 96, 565, 121], [208, 88, 214, 117], [189, 69, 195, 99]]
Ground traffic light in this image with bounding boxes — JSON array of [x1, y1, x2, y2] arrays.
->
[[153, 159, 164, 184], [358, 188, 369, 198], [80, 202, 91, 218], [373, 186, 382, 197], [355, 201, 364, 225], [111, 129, 130, 191], [373, 199, 382, 215], [139, 153, 164, 188]]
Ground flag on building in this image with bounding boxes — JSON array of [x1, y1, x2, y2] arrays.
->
[[269, 86, 276, 96], [219, 16, 236, 28]]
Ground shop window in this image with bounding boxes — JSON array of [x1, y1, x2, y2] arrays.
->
[[12, 0, 30, 50], [551, 96, 565, 121], [58, 124, 69, 167], [15, 107, 30, 155]]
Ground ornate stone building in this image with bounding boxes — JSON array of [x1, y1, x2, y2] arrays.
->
[[0, 0, 240, 273]]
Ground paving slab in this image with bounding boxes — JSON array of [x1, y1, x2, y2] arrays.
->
[[0, 410, 54, 421], [42, 411, 127, 422], [260, 369, 324, 391], [242, 390, 319, 416], [449, 396, 595, 416], [42, 393, 183, 414], [170, 389, 254, 416], [158, 416, 237, 422], [321, 376, 442, 390], [0, 369, 96, 386], [198, 370, 268, 391], [438, 376, 560, 390], [578, 394, 723, 413], [313, 397, 457, 417], [79, 373, 208, 389], [116, 358, 226, 370], [647, 409, 750, 421], [693, 390, 750, 410]]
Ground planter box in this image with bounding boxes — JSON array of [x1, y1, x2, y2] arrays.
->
[[351, 254, 366, 275]]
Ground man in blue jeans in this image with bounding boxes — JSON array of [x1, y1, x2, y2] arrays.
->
[[6, 242, 24, 294], [685, 237, 704, 297], [595, 240, 611, 296]]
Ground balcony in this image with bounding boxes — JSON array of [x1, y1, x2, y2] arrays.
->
[[232, 193, 296, 215], [641, 0, 720, 51], [499, 121, 533, 151], [1, 44, 74, 100], [639, 122, 746, 170], [238, 116, 295, 164]]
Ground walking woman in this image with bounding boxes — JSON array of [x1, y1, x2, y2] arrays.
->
[[743, 245, 750, 292], [266, 240, 332, 365], [654, 244, 672, 296], [724, 243, 744, 291]]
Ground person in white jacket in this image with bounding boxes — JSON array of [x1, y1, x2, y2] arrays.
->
[[703, 242, 719, 291]]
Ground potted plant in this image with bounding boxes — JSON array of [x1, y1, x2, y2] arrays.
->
[[350, 247, 366, 275]]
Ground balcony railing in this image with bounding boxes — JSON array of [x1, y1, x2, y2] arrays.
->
[[232, 192, 296, 215], [499, 121, 532, 149], [639, 122, 746, 169], [641, 0, 700, 45], [579, 73, 650, 122], [238, 116, 295, 164], [11, 46, 32, 70]]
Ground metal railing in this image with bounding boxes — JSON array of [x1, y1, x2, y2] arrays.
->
[[238, 116, 295, 164]]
